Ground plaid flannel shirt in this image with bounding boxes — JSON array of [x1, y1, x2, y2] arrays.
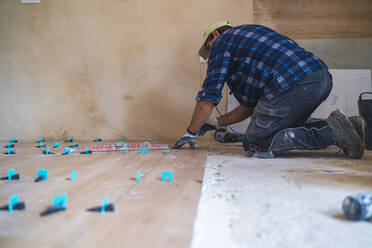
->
[[196, 25, 327, 107]]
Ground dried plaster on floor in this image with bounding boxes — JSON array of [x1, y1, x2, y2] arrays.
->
[[191, 147, 372, 248]]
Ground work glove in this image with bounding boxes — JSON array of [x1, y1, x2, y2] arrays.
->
[[198, 118, 220, 136], [172, 129, 197, 149]]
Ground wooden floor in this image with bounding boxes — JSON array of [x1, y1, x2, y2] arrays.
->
[[0, 141, 207, 248]]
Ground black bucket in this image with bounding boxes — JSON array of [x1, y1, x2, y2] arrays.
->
[[358, 92, 372, 150]]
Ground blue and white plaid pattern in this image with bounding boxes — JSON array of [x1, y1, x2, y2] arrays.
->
[[196, 25, 327, 107]]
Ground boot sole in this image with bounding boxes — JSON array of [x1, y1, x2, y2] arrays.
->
[[348, 116, 366, 141], [328, 110, 364, 159], [344, 116, 366, 156]]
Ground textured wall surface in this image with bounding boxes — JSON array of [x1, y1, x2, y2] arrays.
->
[[0, 0, 252, 141], [2, 0, 371, 142], [298, 39, 372, 72], [253, 0, 372, 39]]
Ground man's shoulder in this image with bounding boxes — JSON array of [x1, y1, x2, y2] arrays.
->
[[217, 24, 274, 46], [229, 24, 272, 32]]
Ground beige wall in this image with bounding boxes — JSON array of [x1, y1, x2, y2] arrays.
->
[[0, 0, 252, 141]]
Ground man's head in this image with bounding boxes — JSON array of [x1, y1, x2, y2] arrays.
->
[[198, 20, 233, 60]]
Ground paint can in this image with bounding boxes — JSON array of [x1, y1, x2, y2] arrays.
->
[[358, 92, 372, 150], [342, 192, 372, 221]]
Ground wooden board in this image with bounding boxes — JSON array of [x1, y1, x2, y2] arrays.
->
[[0, 141, 207, 248], [312, 69, 372, 118], [253, 0, 372, 39]]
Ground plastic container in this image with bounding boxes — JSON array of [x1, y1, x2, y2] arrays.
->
[[358, 92, 372, 150]]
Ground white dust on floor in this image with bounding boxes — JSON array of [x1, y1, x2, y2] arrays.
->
[[191, 151, 372, 248]]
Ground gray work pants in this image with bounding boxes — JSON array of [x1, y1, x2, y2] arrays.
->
[[243, 68, 334, 156]]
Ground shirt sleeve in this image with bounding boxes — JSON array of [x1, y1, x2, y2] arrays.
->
[[196, 44, 232, 106]]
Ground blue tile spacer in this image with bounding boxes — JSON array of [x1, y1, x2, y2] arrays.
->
[[124, 137, 127, 142], [96, 136, 100, 142], [45, 147, 50, 154], [37, 169, 48, 180], [8, 169, 16, 181], [11, 138, 17, 142], [161, 171, 173, 182], [85, 147, 89, 154], [39, 137, 43, 143], [125, 148, 128, 154], [40, 141, 44, 147], [67, 137, 71, 142], [52, 193, 68, 209], [166, 147, 169, 154], [53, 142, 60, 148], [8, 148, 13, 154], [101, 196, 109, 214], [72, 141, 77, 147], [136, 170, 141, 182], [63, 147, 71, 154], [152, 136, 154, 142], [8, 194, 19, 212], [71, 170, 77, 182]]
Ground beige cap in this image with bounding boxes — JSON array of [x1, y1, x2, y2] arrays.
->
[[198, 20, 232, 60]]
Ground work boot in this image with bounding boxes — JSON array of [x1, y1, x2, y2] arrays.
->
[[327, 110, 364, 159], [343, 116, 366, 156], [348, 116, 366, 141]]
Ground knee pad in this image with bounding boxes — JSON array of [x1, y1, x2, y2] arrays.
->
[[245, 103, 290, 144]]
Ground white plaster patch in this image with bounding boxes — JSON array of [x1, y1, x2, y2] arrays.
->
[[191, 152, 372, 248], [190, 155, 240, 248]]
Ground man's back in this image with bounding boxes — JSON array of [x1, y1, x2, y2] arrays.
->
[[198, 25, 327, 107]]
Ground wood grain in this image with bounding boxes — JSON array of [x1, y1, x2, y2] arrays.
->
[[253, 0, 372, 39], [0, 141, 207, 248]]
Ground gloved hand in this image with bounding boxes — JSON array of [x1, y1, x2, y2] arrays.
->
[[172, 129, 197, 149], [198, 118, 220, 136]]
